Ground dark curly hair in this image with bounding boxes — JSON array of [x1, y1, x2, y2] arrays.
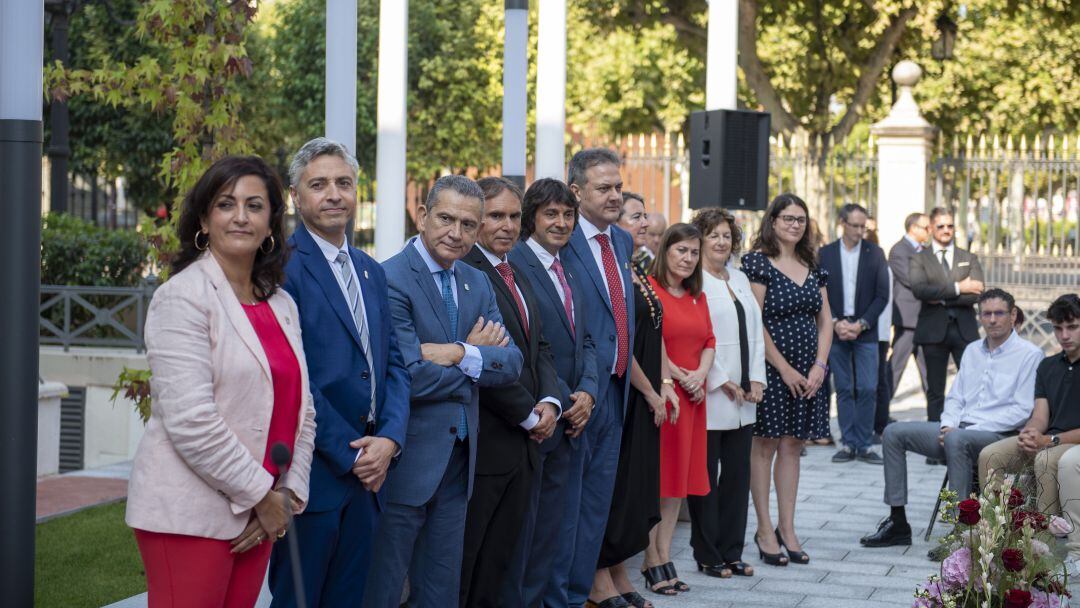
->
[[520, 178, 579, 240], [172, 156, 288, 301], [750, 193, 817, 268], [691, 207, 743, 257], [1048, 294, 1080, 324]]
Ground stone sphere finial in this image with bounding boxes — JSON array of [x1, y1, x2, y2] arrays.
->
[[892, 60, 922, 87]]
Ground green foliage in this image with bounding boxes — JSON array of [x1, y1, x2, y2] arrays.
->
[[40, 214, 149, 287], [112, 367, 153, 425], [36, 501, 144, 608]]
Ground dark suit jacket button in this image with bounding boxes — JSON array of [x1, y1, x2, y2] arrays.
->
[[609, 335, 615, 341], [361, 371, 370, 380], [450, 426, 458, 435]]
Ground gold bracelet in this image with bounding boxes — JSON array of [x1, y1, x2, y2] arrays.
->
[[661, 378, 674, 386]]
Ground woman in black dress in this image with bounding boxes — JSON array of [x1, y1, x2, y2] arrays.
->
[[588, 193, 679, 608], [741, 194, 833, 568]]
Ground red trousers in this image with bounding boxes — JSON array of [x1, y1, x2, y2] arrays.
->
[[134, 528, 272, 608]]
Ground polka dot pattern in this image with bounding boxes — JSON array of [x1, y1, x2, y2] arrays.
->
[[741, 251, 831, 440]]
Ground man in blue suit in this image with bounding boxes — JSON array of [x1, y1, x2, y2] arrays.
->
[[268, 138, 410, 607], [819, 203, 890, 465], [364, 175, 524, 608], [503, 178, 598, 608], [551, 149, 636, 608]]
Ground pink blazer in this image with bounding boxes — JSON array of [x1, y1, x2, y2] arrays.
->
[[126, 253, 317, 540]]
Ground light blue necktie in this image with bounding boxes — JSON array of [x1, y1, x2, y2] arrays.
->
[[439, 269, 467, 440]]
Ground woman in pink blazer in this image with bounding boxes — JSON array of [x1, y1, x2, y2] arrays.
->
[[126, 156, 316, 608]]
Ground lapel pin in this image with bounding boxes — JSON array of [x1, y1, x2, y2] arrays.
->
[[464, 283, 470, 291], [363, 270, 369, 279]]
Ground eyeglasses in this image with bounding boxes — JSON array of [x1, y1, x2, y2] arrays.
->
[[778, 215, 808, 226], [979, 310, 1010, 319], [936, 224, 955, 230], [844, 221, 867, 230]]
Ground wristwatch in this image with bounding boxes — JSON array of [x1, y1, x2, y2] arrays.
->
[[1051, 435, 1061, 446]]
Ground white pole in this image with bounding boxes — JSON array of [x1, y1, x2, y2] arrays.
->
[[375, 0, 408, 261], [502, 0, 528, 187], [705, 0, 738, 111], [535, 0, 566, 180], [325, 0, 357, 156]]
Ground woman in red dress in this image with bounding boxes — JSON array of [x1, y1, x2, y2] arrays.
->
[[641, 223, 716, 595]]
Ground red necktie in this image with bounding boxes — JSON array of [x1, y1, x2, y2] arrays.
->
[[595, 233, 629, 377], [551, 257, 575, 336], [495, 262, 529, 337]]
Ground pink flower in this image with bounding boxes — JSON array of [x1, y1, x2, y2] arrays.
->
[[1049, 516, 1073, 536], [1030, 589, 1064, 608], [941, 547, 972, 589], [1031, 539, 1051, 556]]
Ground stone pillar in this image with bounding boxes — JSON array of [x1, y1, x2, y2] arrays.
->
[[534, 0, 566, 180], [871, 60, 936, 250], [705, 0, 738, 111], [374, 0, 408, 261]]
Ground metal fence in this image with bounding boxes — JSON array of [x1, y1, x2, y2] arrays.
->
[[67, 173, 141, 229], [40, 283, 157, 351]]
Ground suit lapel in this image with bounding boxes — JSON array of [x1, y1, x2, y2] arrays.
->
[[201, 255, 272, 381], [405, 244, 455, 341], [350, 250, 381, 369], [294, 225, 363, 349], [569, 227, 614, 314], [513, 243, 573, 339], [466, 246, 530, 344]]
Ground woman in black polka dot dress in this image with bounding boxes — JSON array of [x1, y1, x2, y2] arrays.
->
[[740, 194, 834, 569]]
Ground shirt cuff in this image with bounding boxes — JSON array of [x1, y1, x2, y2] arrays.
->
[[953, 282, 961, 297], [539, 396, 562, 418], [519, 410, 540, 430], [354, 448, 363, 463], [456, 342, 483, 380]]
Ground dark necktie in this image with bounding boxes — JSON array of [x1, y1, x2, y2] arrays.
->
[[596, 233, 629, 377], [939, 249, 951, 274], [495, 262, 529, 338]]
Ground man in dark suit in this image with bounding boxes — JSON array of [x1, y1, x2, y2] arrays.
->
[[504, 178, 599, 607], [886, 212, 930, 406], [268, 138, 410, 607], [910, 207, 984, 423], [364, 175, 524, 608], [457, 177, 562, 607], [820, 204, 890, 464], [552, 149, 636, 608]]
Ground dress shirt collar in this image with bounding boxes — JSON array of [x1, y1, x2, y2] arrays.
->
[[980, 330, 1019, 356], [932, 240, 955, 258], [526, 237, 560, 270], [412, 236, 455, 275], [578, 214, 611, 242], [904, 235, 923, 251], [309, 229, 349, 264], [476, 244, 507, 267], [841, 238, 862, 253]]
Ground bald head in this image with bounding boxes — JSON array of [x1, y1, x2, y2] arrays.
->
[[645, 212, 667, 255]]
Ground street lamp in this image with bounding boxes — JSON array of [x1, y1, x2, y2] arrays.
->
[[931, 12, 958, 61]]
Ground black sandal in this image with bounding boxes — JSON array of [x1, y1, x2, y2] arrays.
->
[[641, 565, 677, 596], [661, 562, 690, 592], [696, 562, 732, 578], [725, 560, 755, 576], [585, 597, 630, 608], [620, 591, 653, 608], [775, 528, 810, 564], [754, 535, 788, 566]]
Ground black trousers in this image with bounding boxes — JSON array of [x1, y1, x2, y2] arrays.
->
[[921, 320, 970, 422], [459, 461, 533, 608], [687, 425, 754, 566], [874, 340, 893, 434]]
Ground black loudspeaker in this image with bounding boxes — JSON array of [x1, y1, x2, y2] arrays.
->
[[688, 109, 770, 211]]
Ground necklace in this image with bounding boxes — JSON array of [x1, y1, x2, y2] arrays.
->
[[634, 266, 663, 330]]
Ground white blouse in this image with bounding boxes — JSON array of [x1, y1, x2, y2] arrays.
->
[[703, 268, 768, 430]]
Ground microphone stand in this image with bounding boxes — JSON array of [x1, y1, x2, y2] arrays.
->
[[271, 443, 307, 608]]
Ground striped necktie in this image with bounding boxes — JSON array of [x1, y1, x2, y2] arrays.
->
[[336, 251, 377, 423]]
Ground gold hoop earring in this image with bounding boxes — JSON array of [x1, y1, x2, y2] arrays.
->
[[260, 235, 275, 254], [194, 231, 209, 251]]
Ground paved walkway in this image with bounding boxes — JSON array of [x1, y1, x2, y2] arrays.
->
[[37, 460, 132, 522], [102, 360, 943, 607]]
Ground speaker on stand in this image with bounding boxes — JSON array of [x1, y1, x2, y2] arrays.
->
[[688, 109, 771, 212]]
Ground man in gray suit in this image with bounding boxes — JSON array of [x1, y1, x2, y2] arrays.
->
[[885, 212, 930, 409], [909, 207, 984, 423], [364, 175, 524, 608]]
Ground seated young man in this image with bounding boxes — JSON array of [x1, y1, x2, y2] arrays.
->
[[980, 294, 1080, 519], [861, 289, 1043, 547]]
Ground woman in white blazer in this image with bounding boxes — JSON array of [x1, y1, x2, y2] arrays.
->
[[126, 156, 316, 608], [686, 208, 767, 578]]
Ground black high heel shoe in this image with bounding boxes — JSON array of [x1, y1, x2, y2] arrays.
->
[[775, 528, 810, 564], [754, 534, 788, 567], [641, 565, 677, 596], [662, 562, 690, 592]]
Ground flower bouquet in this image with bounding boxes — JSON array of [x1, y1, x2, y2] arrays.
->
[[913, 476, 1071, 608]]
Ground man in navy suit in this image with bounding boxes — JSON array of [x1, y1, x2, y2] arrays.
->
[[268, 138, 410, 607], [503, 178, 598, 608], [364, 175, 524, 608], [552, 149, 636, 608], [819, 203, 890, 465]]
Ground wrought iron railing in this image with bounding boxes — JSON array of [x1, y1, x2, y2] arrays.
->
[[39, 283, 157, 352]]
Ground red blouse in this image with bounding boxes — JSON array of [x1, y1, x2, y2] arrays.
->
[[243, 302, 302, 477]]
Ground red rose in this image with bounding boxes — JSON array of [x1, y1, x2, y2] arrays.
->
[[1008, 488, 1025, 508], [1004, 589, 1033, 608], [1012, 510, 1048, 531], [1002, 548, 1025, 572], [958, 498, 981, 525]]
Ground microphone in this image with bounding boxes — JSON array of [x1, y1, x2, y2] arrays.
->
[[270, 442, 307, 608]]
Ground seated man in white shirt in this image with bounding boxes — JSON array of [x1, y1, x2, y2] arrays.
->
[[860, 288, 1044, 547]]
